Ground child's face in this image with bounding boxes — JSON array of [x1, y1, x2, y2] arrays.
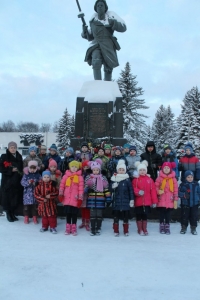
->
[[40, 149, 46, 154], [29, 166, 37, 173], [30, 151, 36, 157], [186, 149, 191, 155], [115, 150, 121, 156], [124, 148, 129, 153], [139, 169, 146, 176], [93, 168, 100, 175], [65, 151, 71, 157], [83, 166, 89, 171], [130, 150, 136, 156], [147, 146, 154, 152], [50, 150, 56, 156], [118, 168, 125, 174], [186, 175, 193, 182], [163, 166, 170, 174], [165, 149, 171, 155], [49, 166, 57, 172], [43, 175, 50, 182], [82, 146, 88, 153], [105, 149, 111, 154], [98, 149, 104, 156], [70, 166, 78, 173]]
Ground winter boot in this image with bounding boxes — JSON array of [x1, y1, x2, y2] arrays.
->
[[40, 227, 48, 232], [96, 218, 102, 235], [90, 218, 96, 236], [33, 216, 38, 224], [50, 228, 57, 234], [165, 223, 170, 235], [65, 223, 71, 235], [142, 220, 148, 235], [123, 223, 129, 236], [24, 216, 29, 224], [6, 211, 14, 222], [79, 219, 85, 229], [180, 225, 187, 234], [71, 224, 77, 236], [10, 212, 18, 221], [85, 219, 90, 231], [136, 221, 143, 235], [191, 226, 198, 235], [113, 223, 119, 236], [159, 223, 165, 234]]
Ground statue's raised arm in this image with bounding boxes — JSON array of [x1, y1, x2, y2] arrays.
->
[[78, 0, 127, 81]]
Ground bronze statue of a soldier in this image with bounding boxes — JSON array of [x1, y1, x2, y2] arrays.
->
[[78, 0, 127, 81]]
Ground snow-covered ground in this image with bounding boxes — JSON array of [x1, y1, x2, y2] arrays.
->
[[0, 217, 199, 300]]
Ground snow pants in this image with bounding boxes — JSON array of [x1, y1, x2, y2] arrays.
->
[[42, 215, 57, 229], [181, 205, 198, 227], [23, 204, 37, 217]]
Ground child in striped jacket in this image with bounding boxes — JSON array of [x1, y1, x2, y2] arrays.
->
[[85, 159, 111, 236]]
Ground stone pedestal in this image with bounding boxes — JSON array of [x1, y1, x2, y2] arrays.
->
[[71, 81, 127, 149]]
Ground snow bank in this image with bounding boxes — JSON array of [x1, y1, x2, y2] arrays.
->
[[77, 81, 122, 103], [1, 217, 200, 300]]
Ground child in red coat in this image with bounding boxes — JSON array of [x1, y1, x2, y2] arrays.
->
[[34, 170, 59, 234], [132, 160, 158, 235], [155, 162, 178, 234], [59, 160, 84, 236]]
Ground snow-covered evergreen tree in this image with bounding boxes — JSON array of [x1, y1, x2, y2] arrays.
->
[[118, 62, 149, 153], [151, 105, 176, 153], [56, 108, 71, 151], [177, 86, 200, 156]]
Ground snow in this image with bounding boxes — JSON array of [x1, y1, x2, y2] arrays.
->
[[77, 81, 122, 103], [1, 217, 200, 300], [90, 11, 126, 27]]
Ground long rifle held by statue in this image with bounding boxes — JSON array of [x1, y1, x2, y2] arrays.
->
[[76, 0, 87, 27]]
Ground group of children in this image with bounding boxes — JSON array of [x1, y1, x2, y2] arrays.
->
[[18, 140, 200, 237]]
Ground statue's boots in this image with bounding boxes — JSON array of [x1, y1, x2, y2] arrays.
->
[[104, 71, 112, 81]]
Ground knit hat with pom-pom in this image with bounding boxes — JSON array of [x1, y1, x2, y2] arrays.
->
[[82, 160, 89, 169], [48, 158, 57, 168], [135, 160, 148, 172], [162, 162, 176, 172], [116, 159, 127, 172], [88, 159, 102, 170]]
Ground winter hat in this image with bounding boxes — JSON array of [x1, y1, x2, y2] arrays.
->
[[162, 162, 176, 172], [28, 160, 38, 169], [8, 141, 17, 148], [65, 147, 74, 155], [88, 159, 102, 170], [29, 146, 37, 153], [81, 142, 88, 149], [123, 143, 130, 149], [42, 170, 51, 177], [163, 144, 172, 151], [146, 141, 155, 147], [40, 145, 47, 150], [184, 142, 193, 153], [185, 170, 194, 178], [129, 145, 137, 153], [69, 160, 81, 170], [114, 146, 123, 153], [104, 144, 112, 150], [82, 160, 89, 169], [135, 160, 148, 172], [48, 158, 57, 168], [116, 159, 126, 172], [49, 144, 58, 152]]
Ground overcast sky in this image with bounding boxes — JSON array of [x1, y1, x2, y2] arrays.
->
[[0, 0, 199, 126]]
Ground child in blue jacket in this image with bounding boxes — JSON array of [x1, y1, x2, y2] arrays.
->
[[178, 170, 200, 235]]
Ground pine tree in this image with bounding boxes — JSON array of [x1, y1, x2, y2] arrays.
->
[[177, 86, 200, 156], [56, 108, 72, 152], [118, 62, 149, 153]]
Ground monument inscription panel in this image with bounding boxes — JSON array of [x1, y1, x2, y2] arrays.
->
[[88, 103, 107, 138]]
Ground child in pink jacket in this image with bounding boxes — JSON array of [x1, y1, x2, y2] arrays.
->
[[132, 160, 158, 235], [59, 160, 84, 236], [155, 162, 178, 234]]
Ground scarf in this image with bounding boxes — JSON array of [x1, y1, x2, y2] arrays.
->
[[91, 174, 104, 192], [66, 174, 79, 187], [111, 173, 129, 183], [160, 177, 174, 192]]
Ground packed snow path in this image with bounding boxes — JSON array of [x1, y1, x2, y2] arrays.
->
[[1, 217, 199, 300]]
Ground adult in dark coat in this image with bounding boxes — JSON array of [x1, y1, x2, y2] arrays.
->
[[0, 141, 23, 222], [140, 141, 162, 181]]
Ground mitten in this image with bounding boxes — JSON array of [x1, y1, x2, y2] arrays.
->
[[84, 187, 88, 193], [158, 190, 164, 195], [152, 204, 156, 208], [77, 199, 82, 208], [112, 182, 118, 189], [174, 201, 178, 209], [58, 195, 64, 202], [133, 171, 139, 178], [129, 200, 134, 207], [184, 192, 190, 199], [139, 190, 144, 196], [87, 179, 93, 187], [29, 179, 35, 184]]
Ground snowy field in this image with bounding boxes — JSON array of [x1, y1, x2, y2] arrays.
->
[[0, 217, 199, 300]]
